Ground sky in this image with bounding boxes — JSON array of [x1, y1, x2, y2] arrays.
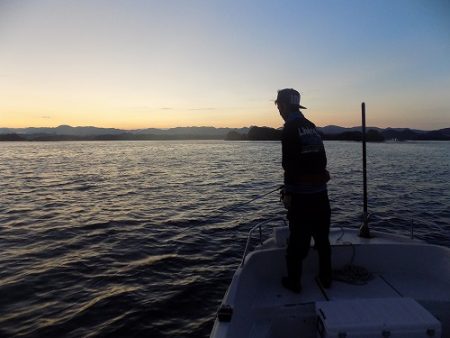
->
[[0, 0, 449, 130]]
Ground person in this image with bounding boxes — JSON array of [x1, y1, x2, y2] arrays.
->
[[275, 88, 332, 293]]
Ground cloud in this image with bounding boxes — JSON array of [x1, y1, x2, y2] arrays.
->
[[41, 116, 52, 119], [188, 107, 216, 111]]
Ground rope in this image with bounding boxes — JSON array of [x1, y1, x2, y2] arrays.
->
[[333, 264, 374, 285], [332, 241, 374, 285]]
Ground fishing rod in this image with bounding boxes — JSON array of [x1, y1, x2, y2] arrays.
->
[[175, 185, 283, 233], [213, 185, 283, 219]]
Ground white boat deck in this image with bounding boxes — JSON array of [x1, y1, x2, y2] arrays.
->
[[211, 227, 450, 338]]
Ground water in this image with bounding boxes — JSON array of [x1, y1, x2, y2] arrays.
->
[[0, 140, 449, 337]]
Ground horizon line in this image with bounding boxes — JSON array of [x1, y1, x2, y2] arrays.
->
[[1, 124, 449, 132]]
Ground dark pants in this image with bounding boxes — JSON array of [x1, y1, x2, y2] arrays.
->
[[286, 190, 331, 284]]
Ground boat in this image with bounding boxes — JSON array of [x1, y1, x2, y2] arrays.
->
[[211, 104, 450, 337], [210, 223, 450, 337]]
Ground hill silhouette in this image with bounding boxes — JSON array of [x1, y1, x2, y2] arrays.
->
[[0, 125, 449, 141]]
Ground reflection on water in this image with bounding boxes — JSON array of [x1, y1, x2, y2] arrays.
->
[[0, 140, 449, 337]]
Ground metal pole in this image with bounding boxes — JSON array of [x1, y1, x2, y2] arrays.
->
[[362, 103, 368, 217], [359, 102, 371, 238]]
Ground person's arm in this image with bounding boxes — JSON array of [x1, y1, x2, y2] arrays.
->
[[282, 123, 302, 183]]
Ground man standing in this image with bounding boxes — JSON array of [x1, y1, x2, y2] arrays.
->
[[276, 88, 332, 293]]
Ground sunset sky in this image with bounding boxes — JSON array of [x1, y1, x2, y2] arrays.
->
[[1, 0, 449, 130]]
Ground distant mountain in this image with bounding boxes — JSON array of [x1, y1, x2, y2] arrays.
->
[[0, 125, 249, 141], [0, 125, 449, 141], [319, 125, 349, 134], [437, 128, 450, 136], [228, 125, 450, 142], [319, 126, 450, 141], [382, 128, 418, 141], [0, 125, 124, 136], [380, 128, 450, 141], [319, 125, 382, 134], [134, 126, 249, 137]]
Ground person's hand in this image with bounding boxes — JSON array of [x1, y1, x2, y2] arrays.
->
[[280, 188, 292, 209]]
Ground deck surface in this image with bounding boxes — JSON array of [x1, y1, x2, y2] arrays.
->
[[211, 228, 450, 338]]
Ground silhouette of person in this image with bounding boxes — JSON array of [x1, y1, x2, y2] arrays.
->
[[276, 88, 332, 293]]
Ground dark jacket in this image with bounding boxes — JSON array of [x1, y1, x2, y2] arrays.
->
[[282, 112, 329, 193]]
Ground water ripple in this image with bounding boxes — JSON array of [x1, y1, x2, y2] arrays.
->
[[0, 140, 448, 337]]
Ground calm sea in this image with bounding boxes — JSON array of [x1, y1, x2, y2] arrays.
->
[[0, 140, 449, 337]]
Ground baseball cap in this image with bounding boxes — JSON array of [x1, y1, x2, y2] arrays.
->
[[275, 88, 307, 109]]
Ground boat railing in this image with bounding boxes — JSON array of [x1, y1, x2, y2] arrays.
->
[[241, 216, 284, 267], [356, 212, 447, 241], [238, 209, 447, 267], [409, 216, 447, 239]]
